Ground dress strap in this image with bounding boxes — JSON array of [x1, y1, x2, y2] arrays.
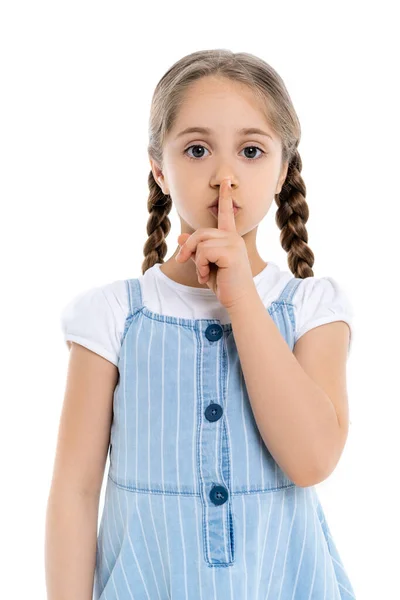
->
[[275, 276, 303, 303], [125, 278, 143, 316]]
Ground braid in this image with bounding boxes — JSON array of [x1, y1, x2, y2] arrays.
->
[[141, 171, 172, 275], [275, 150, 315, 279]]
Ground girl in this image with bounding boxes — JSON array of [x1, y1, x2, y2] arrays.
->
[[47, 49, 356, 599]]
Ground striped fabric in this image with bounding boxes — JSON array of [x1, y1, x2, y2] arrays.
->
[[93, 276, 356, 599]]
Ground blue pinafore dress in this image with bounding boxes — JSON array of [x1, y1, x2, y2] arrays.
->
[[93, 275, 356, 599]]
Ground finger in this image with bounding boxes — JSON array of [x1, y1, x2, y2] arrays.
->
[[218, 178, 236, 232], [177, 230, 218, 263], [177, 233, 191, 246], [196, 252, 210, 277], [177, 234, 201, 263], [176, 233, 194, 263]]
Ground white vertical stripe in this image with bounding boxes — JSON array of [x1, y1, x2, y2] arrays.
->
[[266, 483, 288, 599], [161, 319, 172, 595], [224, 336, 235, 597], [105, 499, 120, 599], [192, 326, 204, 599], [133, 318, 164, 598], [277, 488, 295, 600], [226, 336, 234, 598], [291, 487, 307, 598], [176, 321, 189, 598], [256, 479, 275, 598], [116, 322, 134, 598], [307, 489, 318, 599], [126, 492, 147, 599]]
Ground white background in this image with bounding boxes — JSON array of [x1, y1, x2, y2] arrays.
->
[[1, 1, 399, 598]]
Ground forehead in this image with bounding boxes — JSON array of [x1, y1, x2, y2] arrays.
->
[[169, 76, 275, 141]]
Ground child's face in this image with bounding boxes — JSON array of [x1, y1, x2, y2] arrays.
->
[[151, 76, 288, 237]]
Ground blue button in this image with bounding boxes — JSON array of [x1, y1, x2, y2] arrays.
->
[[210, 485, 229, 506], [205, 403, 223, 422], [205, 323, 223, 341]]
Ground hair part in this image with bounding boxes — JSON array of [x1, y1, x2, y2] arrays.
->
[[143, 49, 315, 279]]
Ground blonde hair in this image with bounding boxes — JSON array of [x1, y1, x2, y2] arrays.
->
[[144, 49, 314, 279]]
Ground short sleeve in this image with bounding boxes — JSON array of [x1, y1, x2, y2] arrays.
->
[[293, 276, 355, 356], [60, 280, 129, 366]]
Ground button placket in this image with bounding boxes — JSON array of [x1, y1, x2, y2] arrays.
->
[[201, 323, 232, 561]]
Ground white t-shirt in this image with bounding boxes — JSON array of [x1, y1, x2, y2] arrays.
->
[[60, 261, 355, 367]]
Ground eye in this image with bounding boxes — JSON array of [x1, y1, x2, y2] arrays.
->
[[184, 144, 266, 161]]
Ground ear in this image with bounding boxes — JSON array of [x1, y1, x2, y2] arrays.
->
[[149, 156, 166, 192], [276, 160, 289, 195]]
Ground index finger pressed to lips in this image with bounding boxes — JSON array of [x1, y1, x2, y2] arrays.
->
[[218, 178, 236, 232], [176, 178, 236, 264]]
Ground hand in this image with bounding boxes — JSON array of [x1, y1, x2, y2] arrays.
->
[[175, 178, 256, 311]]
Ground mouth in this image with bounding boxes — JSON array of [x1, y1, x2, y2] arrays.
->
[[208, 198, 240, 209], [209, 204, 240, 217]]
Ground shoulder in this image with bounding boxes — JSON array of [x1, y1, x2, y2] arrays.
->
[[60, 279, 130, 366], [60, 279, 129, 324], [290, 275, 355, 354], [291, 275, 354, 311]]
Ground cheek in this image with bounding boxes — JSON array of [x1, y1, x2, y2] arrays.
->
[[239, 198, 274, 230], [249, 195, 275, 214]]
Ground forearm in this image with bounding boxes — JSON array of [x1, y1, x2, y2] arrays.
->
[[227, 287, 340, 487], [45, 487, 99, 600]]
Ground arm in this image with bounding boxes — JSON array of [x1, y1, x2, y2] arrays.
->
[[45, 488, 99, 600], [227, 287, 345, 487], [45, 342, 118, 599]]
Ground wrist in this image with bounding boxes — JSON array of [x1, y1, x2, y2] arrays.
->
[[225, 284, 259, 317]]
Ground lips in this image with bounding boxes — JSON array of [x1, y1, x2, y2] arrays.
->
[[209, 199, 240, 208], [209, 204, 240, 217]]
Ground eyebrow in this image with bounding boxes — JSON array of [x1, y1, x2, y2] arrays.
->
[[175, 126, 274, 141]]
